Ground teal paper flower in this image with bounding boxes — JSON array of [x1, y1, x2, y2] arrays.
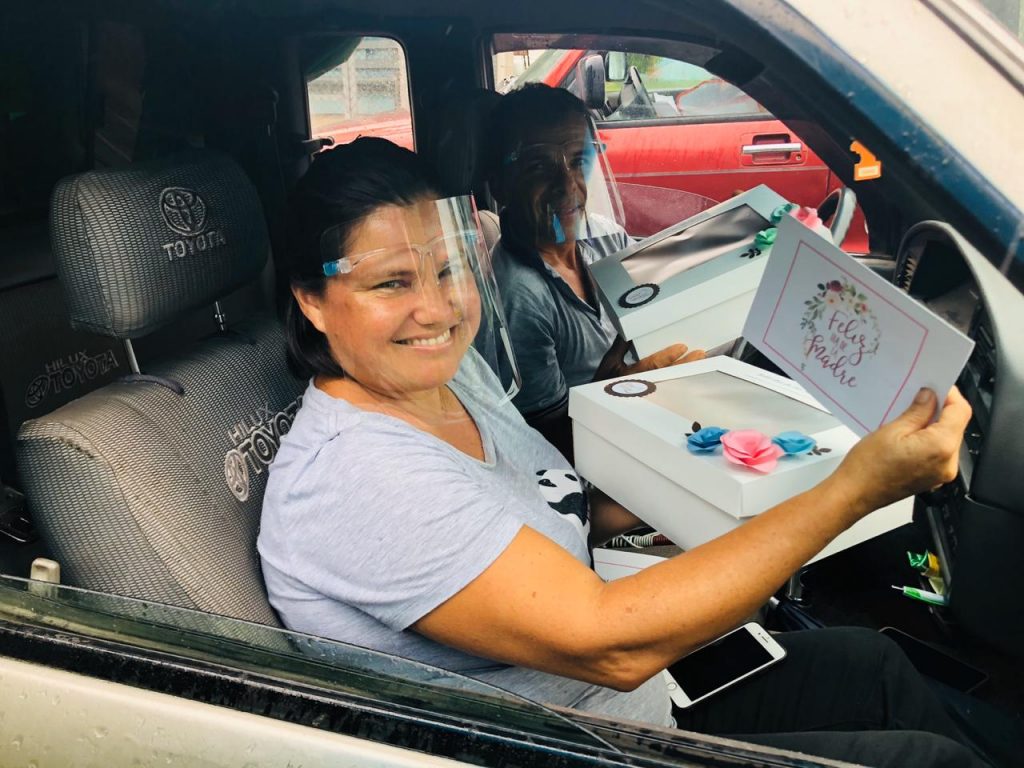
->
[[754, 227, 778, 249], [770, 203, 797, 224]]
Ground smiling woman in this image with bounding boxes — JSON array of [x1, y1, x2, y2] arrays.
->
[[257, 136, 673, 727], [254, 135, 990, 768]]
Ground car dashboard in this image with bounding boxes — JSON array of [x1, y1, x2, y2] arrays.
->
[[895, 222, 1024, 657]]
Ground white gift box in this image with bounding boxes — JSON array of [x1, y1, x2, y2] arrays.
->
[[570, 356, 912, 563], [589, 185, 790, 358]]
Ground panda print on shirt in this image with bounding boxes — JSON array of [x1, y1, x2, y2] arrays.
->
[[535, 469, 590, 546]]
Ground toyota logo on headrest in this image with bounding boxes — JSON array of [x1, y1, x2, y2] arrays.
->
[[160, 187, 208, 236]]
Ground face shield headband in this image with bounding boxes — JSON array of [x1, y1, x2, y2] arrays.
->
[[318, 195, 521, 402]]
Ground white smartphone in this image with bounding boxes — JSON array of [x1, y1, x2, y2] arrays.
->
[[662, 622, 787, 709]]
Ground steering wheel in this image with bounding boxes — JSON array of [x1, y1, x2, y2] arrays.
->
[[617, 65, 655, 117], [816, 187, 856, 244]]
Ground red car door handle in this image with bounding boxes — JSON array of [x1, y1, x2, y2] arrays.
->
[[741, 142, 803, 155]]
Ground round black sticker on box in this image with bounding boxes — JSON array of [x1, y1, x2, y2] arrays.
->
[[604, 379, 657, 398], [619, 283, 660, 308]]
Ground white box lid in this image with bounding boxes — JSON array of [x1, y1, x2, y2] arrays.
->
[[568, 356, 859, 518], [590, 185, 790, 341]]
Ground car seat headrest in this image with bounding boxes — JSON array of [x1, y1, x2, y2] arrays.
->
[[50, 149, 269, 339]]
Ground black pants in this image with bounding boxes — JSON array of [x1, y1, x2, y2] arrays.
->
[[669, 627, 991, 768]]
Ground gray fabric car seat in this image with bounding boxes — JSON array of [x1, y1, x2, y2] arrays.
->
[[16, 149, 305, 625], [424, 88, 502, 253]]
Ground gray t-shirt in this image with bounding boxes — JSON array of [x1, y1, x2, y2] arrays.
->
[[258, 348, 671, 727], [493, 215, 629, 415]]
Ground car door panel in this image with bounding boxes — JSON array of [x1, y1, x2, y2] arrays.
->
[[597, 119, 830, 236]]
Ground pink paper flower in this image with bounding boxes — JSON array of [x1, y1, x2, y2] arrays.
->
[[721, 429, 784, 473], [792, 205, 825, 231]]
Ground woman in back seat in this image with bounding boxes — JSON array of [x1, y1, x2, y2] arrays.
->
[[258, 137, 987, 768]]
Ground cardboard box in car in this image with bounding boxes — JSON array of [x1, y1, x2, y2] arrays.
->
[[569, 356, 911, 563], [589, 185, 790, 357]]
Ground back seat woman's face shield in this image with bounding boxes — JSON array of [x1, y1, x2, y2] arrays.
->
[[501, 119, 625, 247], [319, 195, 521, 406]]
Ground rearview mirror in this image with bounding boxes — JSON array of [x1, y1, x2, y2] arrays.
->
[[606, 51, 627, 82]]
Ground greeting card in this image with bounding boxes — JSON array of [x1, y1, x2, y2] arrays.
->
[[743, 214, 974, 436]]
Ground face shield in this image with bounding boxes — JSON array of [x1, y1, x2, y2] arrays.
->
[[500, 118, 624, 248], [319, 195, 521, 405]]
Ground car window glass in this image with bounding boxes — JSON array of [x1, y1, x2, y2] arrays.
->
[[306, 37, 414, 151], [606, 55, 767, 122], [496, 49, 566, 93], [500, 50, 767, 123], [0, 574, 611, 749], [491, 42, 869, 250]]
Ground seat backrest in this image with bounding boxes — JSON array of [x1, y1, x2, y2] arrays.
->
[[17, 150, 305, 624]]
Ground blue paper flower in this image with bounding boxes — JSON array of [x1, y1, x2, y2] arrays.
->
[[687, 426, 728, 454], [772, 431, 817, 455]]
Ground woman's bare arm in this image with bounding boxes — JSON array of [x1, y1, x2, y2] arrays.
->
[[413, 388, 970, 691]]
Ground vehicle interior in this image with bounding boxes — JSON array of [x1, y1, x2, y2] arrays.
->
[[1, 0, 1023, 763]]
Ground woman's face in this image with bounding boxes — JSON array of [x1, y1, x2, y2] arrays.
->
[[297, 201, 482, 398]]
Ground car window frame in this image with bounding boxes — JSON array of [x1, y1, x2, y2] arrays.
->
[[0, 574, 847, 767]]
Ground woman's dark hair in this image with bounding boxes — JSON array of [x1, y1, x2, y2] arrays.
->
[[284, 137, 441, 379]]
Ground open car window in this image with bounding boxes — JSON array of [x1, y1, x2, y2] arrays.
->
[[490, 38, 869, 250], [515, 50, 769, 122]]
